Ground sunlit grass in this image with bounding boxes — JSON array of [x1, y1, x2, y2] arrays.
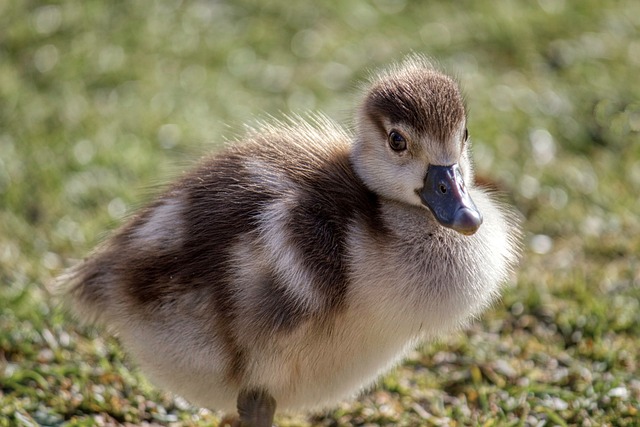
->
[[1, 0, 639, 425]]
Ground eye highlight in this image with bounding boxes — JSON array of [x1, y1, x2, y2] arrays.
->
[[388, 130, 407, 152]]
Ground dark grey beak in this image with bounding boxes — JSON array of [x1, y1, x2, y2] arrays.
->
[[418, 164, 482, 235]]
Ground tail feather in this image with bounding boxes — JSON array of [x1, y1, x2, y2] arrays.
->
[[55, 246, 119, 326]]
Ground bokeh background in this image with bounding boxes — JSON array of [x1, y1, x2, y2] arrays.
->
[[1, 0, 639, 426]]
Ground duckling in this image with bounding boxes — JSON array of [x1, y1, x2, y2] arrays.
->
[[61, 56, 521, 427]]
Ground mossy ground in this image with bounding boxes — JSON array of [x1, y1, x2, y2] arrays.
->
[[1, 1, 639, 426]]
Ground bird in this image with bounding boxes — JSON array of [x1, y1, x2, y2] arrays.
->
[[60, 55, 521, 427]]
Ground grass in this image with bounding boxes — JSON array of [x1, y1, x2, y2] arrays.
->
[[1, 0, 639, 425]]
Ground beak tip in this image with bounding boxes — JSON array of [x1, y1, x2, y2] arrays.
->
[[452, 207, 483, 236]]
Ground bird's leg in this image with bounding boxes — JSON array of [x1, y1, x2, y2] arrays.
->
[[236, 388, 277, 427]]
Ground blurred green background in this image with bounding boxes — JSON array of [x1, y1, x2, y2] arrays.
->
[[1, 0, 639, 426]]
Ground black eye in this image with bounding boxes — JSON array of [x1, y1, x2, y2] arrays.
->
[[463, 128, 469, 142], [388, 130, 407, 152]]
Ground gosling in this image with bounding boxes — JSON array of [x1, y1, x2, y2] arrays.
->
[[61, 56, 521, 427]]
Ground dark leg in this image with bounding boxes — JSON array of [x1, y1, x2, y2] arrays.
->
[[236, 388, 277, 427]]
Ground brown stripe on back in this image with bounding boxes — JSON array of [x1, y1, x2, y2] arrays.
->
[[252, 268, 312, 332], [116, 149, 282, 384], [283, 147, 387, 318]]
